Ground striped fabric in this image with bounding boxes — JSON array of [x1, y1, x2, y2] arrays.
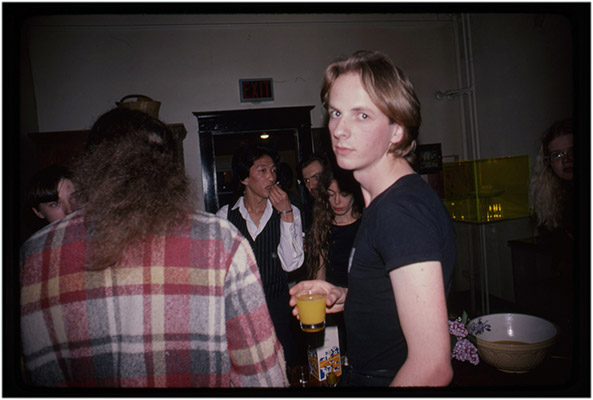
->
[[20, 210, 288, 388], [227, 207, 287, 301]]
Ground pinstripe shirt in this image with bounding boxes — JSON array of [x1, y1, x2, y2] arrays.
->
[[20, 210, 288, 388]]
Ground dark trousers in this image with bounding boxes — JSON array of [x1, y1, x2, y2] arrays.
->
[[339, 365, 396, 387], [266, 292, 300, 366]]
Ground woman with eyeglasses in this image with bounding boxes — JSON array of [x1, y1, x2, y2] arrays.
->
[[528, 118, 574, 335], [529, 118, 574, 238]]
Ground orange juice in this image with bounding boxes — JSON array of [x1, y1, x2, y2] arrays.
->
[[296, 292, 326, 332]]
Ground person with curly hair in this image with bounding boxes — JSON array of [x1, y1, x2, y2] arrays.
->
[[306, 160, 363, 286], [529, 118, 574, 240], [305, 159, 363, 360], [290, 50, 456, 387], [20, 108, 288, 388], [527, 118, 575, 330]]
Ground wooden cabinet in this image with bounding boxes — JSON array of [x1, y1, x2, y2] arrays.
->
[[29, 123, 187, 170]]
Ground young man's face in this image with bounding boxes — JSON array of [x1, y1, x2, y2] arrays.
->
[[242, 155, 277, 199], [327, 72, 401, 174], [301, 160, 323, 197], [32, 178, 77, 223]]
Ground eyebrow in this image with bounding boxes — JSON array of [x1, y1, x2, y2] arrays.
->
[[254, 162, 274, 168], [328, 103, 375, 114]]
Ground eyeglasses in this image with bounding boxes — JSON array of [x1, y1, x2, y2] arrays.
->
[[546, 148, 573, 162], [302, 173, 321, 184]]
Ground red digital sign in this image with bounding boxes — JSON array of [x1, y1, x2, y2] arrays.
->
[[240, 78, 274, 102]]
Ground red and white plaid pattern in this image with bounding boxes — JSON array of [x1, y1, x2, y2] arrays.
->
[[20, 210, 288, 387]]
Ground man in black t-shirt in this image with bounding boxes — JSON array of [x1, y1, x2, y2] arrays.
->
[[290, 50, 456, 387]]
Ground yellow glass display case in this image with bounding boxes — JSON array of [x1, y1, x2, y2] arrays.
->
[[443, 155, 530, 223]]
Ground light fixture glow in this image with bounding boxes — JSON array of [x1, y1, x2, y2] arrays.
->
[[260, 133, 270, 140]]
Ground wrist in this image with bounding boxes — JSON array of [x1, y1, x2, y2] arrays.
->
[[278, 208, 293, 215]]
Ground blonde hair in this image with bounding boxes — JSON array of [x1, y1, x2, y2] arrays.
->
[[321, 50, 421, 163], [528, 119, 573, 230]]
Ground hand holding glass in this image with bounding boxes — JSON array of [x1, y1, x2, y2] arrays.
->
[[295, 289, 326, 332]]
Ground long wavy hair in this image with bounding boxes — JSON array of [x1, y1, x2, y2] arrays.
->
[[528, 118, 573, 231], [72, 108, 195, 270], [306, 163, 363, 279]]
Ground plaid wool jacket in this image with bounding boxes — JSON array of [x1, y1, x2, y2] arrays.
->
[[20, 210, 288, 388]]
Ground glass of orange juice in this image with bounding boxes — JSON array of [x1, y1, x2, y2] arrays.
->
[[296, 289, 326, 332]]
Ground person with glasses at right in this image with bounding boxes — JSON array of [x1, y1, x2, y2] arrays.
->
[[528, 118, 575, 338], [529, 118, 574, 243]]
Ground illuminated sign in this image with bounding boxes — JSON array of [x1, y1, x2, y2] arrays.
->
[[240, 78, 274, 102]]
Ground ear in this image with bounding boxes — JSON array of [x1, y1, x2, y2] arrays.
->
[[32, 207, 46, 220], [240, 177, 249, 187], [390, 123, 404, 145]]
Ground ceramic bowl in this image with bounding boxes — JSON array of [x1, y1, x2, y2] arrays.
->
[[469, 313, 557, 373]]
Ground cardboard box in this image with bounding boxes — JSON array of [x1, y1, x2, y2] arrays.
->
[[307, 325, 341, 381]]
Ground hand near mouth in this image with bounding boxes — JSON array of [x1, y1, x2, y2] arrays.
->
[[269, 183, 293, 221]]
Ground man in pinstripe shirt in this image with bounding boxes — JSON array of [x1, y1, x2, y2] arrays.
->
[[217, 143, 305, 368]]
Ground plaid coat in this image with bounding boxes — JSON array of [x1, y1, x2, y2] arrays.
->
[[20, 210, 288, 388]]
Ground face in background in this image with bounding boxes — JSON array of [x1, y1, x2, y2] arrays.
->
[[32, 178, 77, 223], [327, 72, 400, 174], [327, 180, 354, 218], [547, 134, 574, 181], [302, 160, 324, 197], [241, 155, 277, 199]]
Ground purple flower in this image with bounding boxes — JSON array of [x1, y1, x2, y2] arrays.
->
[[451, 338, 479, 365], [467, 319, 491, 336], [448, 320, 469, 338]]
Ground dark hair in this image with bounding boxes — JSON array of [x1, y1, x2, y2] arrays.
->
[[73, 108, 193, 270], [298, 152, 329, 181], [277, 162, 294, 192], [321, 50, 421, 162], [27, 164, 72, 209], [231, 142, 280, 195], [86, 107, 178, 156], [306, 160, 363, 279]]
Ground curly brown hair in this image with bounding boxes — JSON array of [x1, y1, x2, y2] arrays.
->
[[72, 108, 195, 270], [306, 164, 363, 280]]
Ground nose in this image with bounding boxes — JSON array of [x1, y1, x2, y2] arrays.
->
[[63, 201, 73, 215], [331, 116, 349, 139]]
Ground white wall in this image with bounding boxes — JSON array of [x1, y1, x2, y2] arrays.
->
[[470, 13, 574, 164], [19, 11, 578, 305], [23, 13, 463, 208]]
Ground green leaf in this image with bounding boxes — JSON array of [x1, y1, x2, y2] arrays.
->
[[461, 310, 469, 326]]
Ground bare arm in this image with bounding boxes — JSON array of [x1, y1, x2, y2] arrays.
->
[[389, 261, 453, 387]]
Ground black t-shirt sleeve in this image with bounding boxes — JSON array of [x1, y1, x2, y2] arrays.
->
[[374, 194, 445, 274]]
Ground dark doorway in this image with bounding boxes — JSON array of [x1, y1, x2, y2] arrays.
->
[[194, 106, 315, 214]]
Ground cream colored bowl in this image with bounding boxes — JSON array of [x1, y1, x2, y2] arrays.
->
[[469, 313, 557, 374]]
